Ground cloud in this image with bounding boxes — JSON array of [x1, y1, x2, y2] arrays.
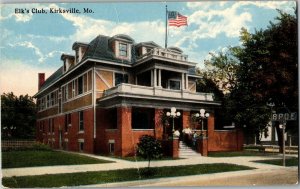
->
[[0, 4, 34, 22], [0, 58, 56, 96], [48, 4, 165, 45], [9, 41, 64, 63]]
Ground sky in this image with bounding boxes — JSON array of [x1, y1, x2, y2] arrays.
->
[[0, 1, 296, 96]]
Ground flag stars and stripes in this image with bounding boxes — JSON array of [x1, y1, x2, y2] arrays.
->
[[168, 12, 188, 27]]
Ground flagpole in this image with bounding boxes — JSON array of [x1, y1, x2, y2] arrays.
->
[[165, 4, 168, 49]]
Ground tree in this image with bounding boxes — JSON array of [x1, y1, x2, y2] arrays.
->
[[197, 48, 239, 128], [1, 92, 36, 139], [199, 49, 239, 94], [137, 135, 163, 171], [201, 9, 298, 146], [233, 10, 298, 147]]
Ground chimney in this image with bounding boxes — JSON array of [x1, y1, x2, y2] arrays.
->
[[38, 73, 45, 90]]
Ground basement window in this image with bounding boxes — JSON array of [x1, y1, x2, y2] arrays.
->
[[79, 142, 84, 152], [109, 140, 115, 154]]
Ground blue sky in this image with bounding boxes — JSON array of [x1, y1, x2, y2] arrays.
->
[[0, 1, 296, 96]]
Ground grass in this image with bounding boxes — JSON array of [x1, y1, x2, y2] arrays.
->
[[111, 155, 182, 161], [208, 150, 275, 157], [253, 157, 298, 167], [2, 163, 254, 188], [2, 150, 114, 168]]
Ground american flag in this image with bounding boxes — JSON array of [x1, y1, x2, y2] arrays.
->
[[168, 11, 188, 27]]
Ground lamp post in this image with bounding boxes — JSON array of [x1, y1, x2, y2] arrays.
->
[[195, 108, 210, 136], [279, 122, 286, 166], [166, 107, 181, 132]]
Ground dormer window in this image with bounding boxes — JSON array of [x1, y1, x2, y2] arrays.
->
[[119, 43, 128, 57]]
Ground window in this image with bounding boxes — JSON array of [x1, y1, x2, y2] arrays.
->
[[64, 113, 71, 132], [79, 141, 84, 152], [78, 76, 83, 95], [42, 98, 45, 110], [119, 43, 128, 57], [107, 108, 117, 129], [50, 93, 55, 106], [65, 86, 68, 101], [79, 111, 84, 131], [132, 108, 154, 129], [115, 73, 128, 86], [48, 118, 54, 133], [46, 95, 50, 108], [72, 80, 76, 97], [169, 79, 181, 90]]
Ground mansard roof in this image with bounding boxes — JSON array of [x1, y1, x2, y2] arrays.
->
[[39, 66, 63, 92], [82, 35, 135, 64], [110, 34, 134, 43], [35, 34, 193, 97]]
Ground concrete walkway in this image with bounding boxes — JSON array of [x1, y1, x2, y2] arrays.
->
[[2, 151, 297, 178]]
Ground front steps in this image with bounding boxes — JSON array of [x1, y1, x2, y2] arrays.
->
[[179, 141, 201, 158]]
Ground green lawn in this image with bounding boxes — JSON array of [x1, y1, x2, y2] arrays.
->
[[208, 150, 274, 157], [253, 157, 298, 167], [2, 150, 114, 168], [111, 155, 182, 161], [2, 163, 254, 188]]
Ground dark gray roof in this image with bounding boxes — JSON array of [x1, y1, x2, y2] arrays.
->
[[36, 34, 189, 96], [82, 35, 135, 64], [39, 66, 63, 92]]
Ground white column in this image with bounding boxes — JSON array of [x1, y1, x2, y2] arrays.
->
[[151, 70, 153, 87], [185, 74, 189, 91], [153, 68, 157, 87], [181, 73, 185, 90], [158, 69, 161, 87], [135, 75, 138, 85]]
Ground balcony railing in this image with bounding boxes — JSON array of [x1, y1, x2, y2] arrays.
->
[[137, 48, 188, 62], [103, 83, 214, 101]]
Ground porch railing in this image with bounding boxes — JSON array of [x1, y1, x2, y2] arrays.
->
[[137, 48, 188, 62], [103, 83, 214, 101]]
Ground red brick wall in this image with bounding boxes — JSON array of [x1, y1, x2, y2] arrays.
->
[[36, 108, 94, 154], [182, 111, 190, 129], [207, 113, 244, 152], [95, 107, 156, 157]]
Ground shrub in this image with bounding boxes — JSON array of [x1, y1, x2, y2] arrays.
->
[[137, 135, 163, 172]]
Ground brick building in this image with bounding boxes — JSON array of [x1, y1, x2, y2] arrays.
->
[[34, 34, 243, 157]]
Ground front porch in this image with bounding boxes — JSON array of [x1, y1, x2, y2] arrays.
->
[[102, 83, 214, 102]]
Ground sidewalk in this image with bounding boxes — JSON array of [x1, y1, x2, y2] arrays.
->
[[85, 166, 298, 187], [2, 151, 297, 177]]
